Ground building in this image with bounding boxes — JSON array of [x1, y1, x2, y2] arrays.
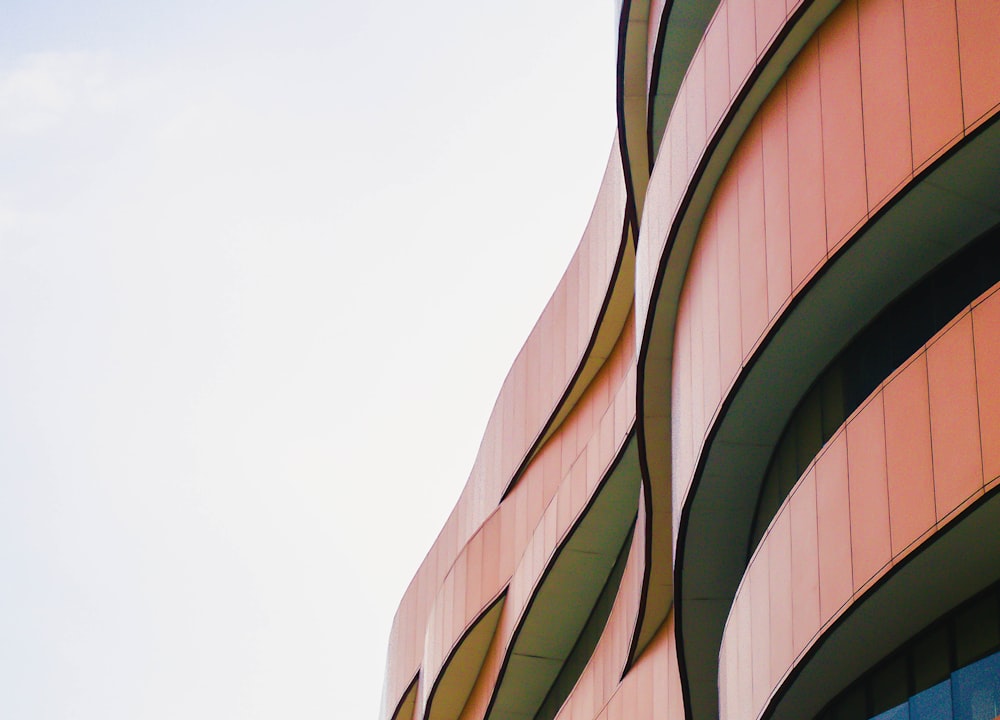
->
[[380, 1, 1000, 719]]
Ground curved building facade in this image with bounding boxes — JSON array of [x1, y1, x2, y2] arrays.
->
[[380, 2, 1000, 720]]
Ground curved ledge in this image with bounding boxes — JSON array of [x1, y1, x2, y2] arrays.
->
[[487, 138, 630, 507], [645, 0, 716, 164], [617, 0, 652, 233], [551, 491, 652, 720], [674, 113, 1000, 720], [516, 235, 635, 496], [633, 0, 840, 670], [419, 509, 507, 716], [485, 438, 640, 720], [425, 596, 506, 720], [634, 0, 1000, 715], [380, 137, 630, 718], [720, 284, 1000, 720], [549, 497, 684, 720], [387, 676, 418, 720], [394, 314, 640, 720], [453, 397, 643, 720], [380, 0, 1000, 716], [773, 489, 1000, 720]]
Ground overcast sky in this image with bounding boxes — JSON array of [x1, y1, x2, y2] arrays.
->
[[0, 1, 617, 718]]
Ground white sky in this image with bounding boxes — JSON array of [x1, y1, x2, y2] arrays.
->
[[0, 1, 617, 718]]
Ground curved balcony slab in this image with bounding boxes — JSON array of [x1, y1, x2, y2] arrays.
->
[[484, 438, 640, 720], [425, 597, 506, 720], [721, 284, 1000, 720], [398, 315, 639, 720], [539, 480, 685, 720], [381, 136, 631, 719], [675, 108, 1000, 720], [381, 0, 1000, 716], [452, 402, 641, 720], [632, 0, 843, 667], [636, 0, 1000, 716]]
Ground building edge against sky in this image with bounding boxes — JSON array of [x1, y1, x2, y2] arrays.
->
[[381, 1, 1000, 720]]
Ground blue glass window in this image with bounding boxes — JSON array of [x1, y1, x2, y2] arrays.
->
[[909, 681, 952, 720], [952, 653, 1000, 720], [815, 583, 1000, 720], [872, 703, 910, 720]]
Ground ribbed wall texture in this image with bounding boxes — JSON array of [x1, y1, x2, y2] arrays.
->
[[380, 1, 1000, 719]]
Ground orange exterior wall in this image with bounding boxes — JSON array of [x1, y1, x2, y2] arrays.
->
[[721, 285, 1000, 720], [380, 0, 1000, 719], [381, 142, 628, 715], [667, 0, 999, 523]]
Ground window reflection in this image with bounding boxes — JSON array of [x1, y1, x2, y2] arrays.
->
[[817, 582, 1000, 720]]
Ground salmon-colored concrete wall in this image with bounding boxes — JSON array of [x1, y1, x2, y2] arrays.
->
[[420, 316, 637, 715], [460, 494, 651, 720], [646, 0, 668, 89], [381, 140, 628, 718], [657, 0, 998, 714], [669, 0, 1000, 537], [449, 492, 683, 720], [720, 284, 1000, 720], [636, 0, 815, 327], [635, 0, 848, 654], [383, 0, 1000, 716], [385, 304, 638, 720]]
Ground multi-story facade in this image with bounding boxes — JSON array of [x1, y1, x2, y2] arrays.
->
[[380, 1, 1000, 719]]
